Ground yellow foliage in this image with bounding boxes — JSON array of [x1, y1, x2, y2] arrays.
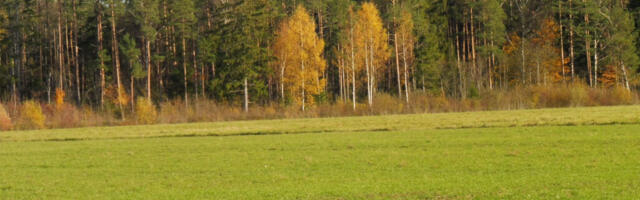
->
[[532, 19, 559, 46], [398, 9, 414, 61], [0, 103, 12, 131], [55, 88, 65, 108], [135, 97, 158, 124], [273, 5, 327, 107], [19, 101, 46, 129], [105, 85, 130, 106], [354, 2, 391, 84], [503, 33, 520, 55], [397, 9, 415, 85]]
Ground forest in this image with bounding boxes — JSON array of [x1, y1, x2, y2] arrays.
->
[[1, 0, 640, 128]]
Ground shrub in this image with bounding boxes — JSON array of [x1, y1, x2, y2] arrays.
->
[[569, 83, 588, 107], [371, 93, 404, 115], [611, 87, 633, 105], [136, 97, 158, 124], [0, 103, 13, 131], [18, 100, 46, 129], [159, 100, 187, 124], [44, 103, 81, 129]]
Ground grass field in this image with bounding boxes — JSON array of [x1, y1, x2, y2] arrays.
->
[[1, 106, 640, 199]]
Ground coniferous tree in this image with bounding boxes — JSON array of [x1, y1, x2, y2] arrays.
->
[[0, 0, 639, 112], [217, 0, 277, 112], [133, 0, 160, 100], [169, 0, 196, 109]]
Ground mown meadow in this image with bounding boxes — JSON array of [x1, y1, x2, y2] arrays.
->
[[1, 106, 640, 199]]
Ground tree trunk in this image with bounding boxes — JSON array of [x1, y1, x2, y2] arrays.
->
[[146, 38, 152, 101], [569, 0, 575, 80], [97, 1, 105, 108], [365, 43, 373, 107], [111, 0, 124, 120], [350, 12, 356, 110], [11, 4, 18, 105], [340, 54, 345, 103], [621, 61, 630, 90], [369, 37, 376, 106], [455, 25, 465, 98], [201, 57, 205, 98], [130, 75, 135, 113], [182, 37, 188, 110], [490, 39, 495, 89], [401, 32, 409, 103], [470, 5, 478, 88], [244, 78, 249, 112], [280, 59, 286, 103], [12, 0, 23, 104], [394, 33, 402, 98], [584, 3, 592, 87], [299, 23, 306, 112], [58, 0, 65, 90], [559, 0, 566, 83], [65, 12, 71, 90], [193, 41, 198, 102], [73, 0, 81, 104], [593, 39, 598, 87], [536, 58, 540, 84], [520, 10, 526, 85], [392, 2, 402, 99]]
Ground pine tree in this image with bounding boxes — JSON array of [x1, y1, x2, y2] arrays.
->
[[413, 0, 447, 95], [478, 0, 507, 89], [169, 0, 196, 109], [110, 0, 125, 119], [217, 0, 277, 112], [133, 0, 160, 100], [120, 33, 143, 111]]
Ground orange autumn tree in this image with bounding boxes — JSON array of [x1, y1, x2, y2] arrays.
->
[[354, 2, 390, 106], [55, 88, 66, 108], [532, 18, 568, 84], [273, 5, 326, 111], [599, 65, 618, 88]]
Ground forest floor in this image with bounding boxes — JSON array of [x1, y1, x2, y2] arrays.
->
[[1, 106, 640, 199]]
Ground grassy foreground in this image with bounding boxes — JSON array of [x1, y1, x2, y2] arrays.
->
[[3, 105, 640, 142], [1, 106, 640, 199]]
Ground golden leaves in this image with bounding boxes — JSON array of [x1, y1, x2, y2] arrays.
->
[[273, 5, 327, 107], [55, 88, 66, 109]]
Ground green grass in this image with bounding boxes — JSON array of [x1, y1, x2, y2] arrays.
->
[[3, 105, 640, 142], [1, 106, 640, 199]]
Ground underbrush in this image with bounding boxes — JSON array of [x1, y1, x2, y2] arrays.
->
[[0, 103, 12, 131], [0, 83, 638, 131]]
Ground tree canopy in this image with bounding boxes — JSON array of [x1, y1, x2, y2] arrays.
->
[[0, 0, 638, 111]]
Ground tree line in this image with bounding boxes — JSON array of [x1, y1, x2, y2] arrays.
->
[[0, 0, 639, 114]]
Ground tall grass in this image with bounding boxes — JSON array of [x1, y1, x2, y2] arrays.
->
[[1, 83, 637, 131], [0, 103, 12, 131]]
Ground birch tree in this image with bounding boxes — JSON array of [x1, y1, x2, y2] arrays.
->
[[273, 5, 327, 111], [354, 2, 390, 107]]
